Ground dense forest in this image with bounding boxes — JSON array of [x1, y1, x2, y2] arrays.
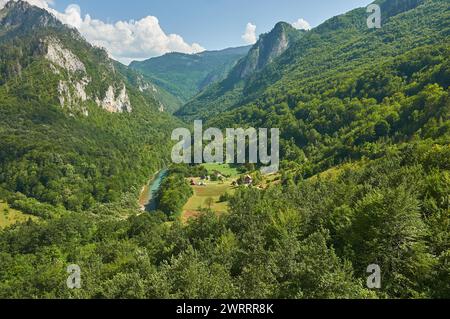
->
[[0, 0, 448, 299], [1, 148, 448, 298]]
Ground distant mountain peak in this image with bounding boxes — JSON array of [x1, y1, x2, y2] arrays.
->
[[273, 21, 296, 31], [228, 21, 302, 81], [4, 0, 31, 10], [0, 0, 62, 30], [0, 0, 147, 115]]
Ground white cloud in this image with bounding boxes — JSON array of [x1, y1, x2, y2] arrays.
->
[[292, 18, 311, 30], [0, 0, 205, 64], [241, 22, 257, 45]]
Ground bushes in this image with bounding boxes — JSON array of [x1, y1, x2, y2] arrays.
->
[[169, 164, 208, 178], [219, 192, 231, 203], [6, 193, 63, 219], [155, 169, 193, 216]]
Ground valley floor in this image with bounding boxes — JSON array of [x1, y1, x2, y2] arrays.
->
[[182, 179, 235, 222]]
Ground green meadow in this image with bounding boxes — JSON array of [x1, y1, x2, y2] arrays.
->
[[0, 201, 37, 229]]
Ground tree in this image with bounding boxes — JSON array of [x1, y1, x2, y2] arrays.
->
[[205, 197, 214, 210], [350, 186, 432, 298]]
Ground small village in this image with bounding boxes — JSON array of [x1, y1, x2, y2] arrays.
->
[[190, 173, 254, 187], [181, 163, 276, 222]]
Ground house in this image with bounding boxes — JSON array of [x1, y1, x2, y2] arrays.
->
[[213, 170, 223, 177], [244, 175, 253, 185]]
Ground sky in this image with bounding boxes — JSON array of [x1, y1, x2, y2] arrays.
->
[[1, 0, 373, 64]]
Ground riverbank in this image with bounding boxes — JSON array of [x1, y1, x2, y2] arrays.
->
[[138, 183, 151, 211], [138, 169, 168, 212]]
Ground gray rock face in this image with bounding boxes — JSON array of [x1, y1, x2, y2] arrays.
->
[[97, 85, 132, 113], [45, 38, 86, 73], [0, 0, 61, 30], [231, 22, 301, 81], [44, 37, 132, 114]]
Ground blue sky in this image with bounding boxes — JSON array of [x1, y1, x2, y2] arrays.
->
[[51, 0, 373, 51], [0, 0, 375, 63]]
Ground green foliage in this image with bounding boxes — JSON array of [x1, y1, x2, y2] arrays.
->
[[0, 147, 448, 298], [0, 2, 181, 211], [130, 46, 251, 105], [7, 192, 64, 219], [1, 148, 447, 298], [155, 168, 193, 217], [169, 164, 208, 178]]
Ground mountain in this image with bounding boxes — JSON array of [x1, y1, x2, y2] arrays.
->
[[0, 0, 180, 211], [129, 45, 251, 106], [203, 0, 449, 172], [176, 0, 449, 175], [170, 0, 449, 298], [0, 0, 61, 32], [176, 21, 304, 121], [228, 22, 303, 81]]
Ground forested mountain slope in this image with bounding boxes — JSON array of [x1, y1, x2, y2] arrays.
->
[[130, 45, 251, 107], [178, 0, 448, 124], [176, 22, 304, 121], [198, 0, 450, 175], [163, 0, 448, 299], [113, 61, 182, 113], [0, 0, 181, 211]]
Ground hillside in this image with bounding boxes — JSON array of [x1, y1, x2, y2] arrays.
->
[[176, 21, 304, 121], [203, 0, 449, 175], [169, 0, 449, 298], [0, 0, 181, 211], [129, 45, 251, 106]]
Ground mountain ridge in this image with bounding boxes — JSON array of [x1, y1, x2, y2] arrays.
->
[[204, 0, 449, 175], [176, 0, 445, 122], [129, 45, 251, 106]]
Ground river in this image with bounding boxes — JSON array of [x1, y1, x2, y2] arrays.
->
[[139, 169, 168, 212]]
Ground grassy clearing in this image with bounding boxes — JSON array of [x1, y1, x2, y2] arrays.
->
[[309, 161, 365, 182], [0, 201, 37, 229], [182, 179, 236, 223]]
